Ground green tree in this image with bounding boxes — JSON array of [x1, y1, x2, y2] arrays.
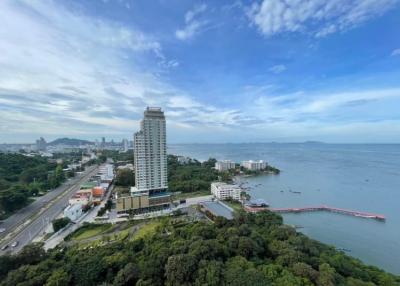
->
[[165, 254, 197, 286], [317, 263, 336, 286], [113, 263, 139, 286], [194, 260, 223, 286], [45, 269, 70, 286], [115, 169, 135, 186], [52, 217, 71, 232]]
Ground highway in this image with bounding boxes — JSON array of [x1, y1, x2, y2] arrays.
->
[[0, 165, 99, 254]]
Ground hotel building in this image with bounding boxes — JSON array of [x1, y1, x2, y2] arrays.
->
[[211, 182, 241, 201], [215, 160, 236, 172], [241, 160, 267, 171]]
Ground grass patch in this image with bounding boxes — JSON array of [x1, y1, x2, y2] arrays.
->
[[224, 200, 243, 212], [66, 223, 113, 241], [131, 221, 161, 241]]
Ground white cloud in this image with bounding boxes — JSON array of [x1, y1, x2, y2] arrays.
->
[[251, 88, 400, 120], [391, 48, 400, 56], [269, 64, 286, 74], [185, 4, 207, 22], [0, 0, 261, 141], [247, 0, 398, 37], [175, 4, 208, 40]]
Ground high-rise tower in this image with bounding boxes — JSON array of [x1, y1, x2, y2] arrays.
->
[[133, 107, 168, 192], [116, 107, 170, 213]]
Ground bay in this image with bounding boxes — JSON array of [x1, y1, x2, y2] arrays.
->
[[169, 143, 400, 274]]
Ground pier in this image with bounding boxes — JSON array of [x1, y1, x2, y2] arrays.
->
[[270, 205, 385, 221]]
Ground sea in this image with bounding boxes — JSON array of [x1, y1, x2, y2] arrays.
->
[[168, 143, 400, 274]]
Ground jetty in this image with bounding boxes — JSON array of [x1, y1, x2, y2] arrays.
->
[[270, 205, 385, 221]]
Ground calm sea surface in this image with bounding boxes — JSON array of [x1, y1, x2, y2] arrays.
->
[[168, 143, 400, 274]]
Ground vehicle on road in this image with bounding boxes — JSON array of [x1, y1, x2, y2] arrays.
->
[[11, 241, 19, 248], [0, 227, 6, 233], [1, 244, 8, 251]]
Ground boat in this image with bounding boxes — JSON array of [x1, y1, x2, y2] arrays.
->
[[336, 247, 351, 253]]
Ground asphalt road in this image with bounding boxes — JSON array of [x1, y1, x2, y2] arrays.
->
[[0, 165, 99, 254]]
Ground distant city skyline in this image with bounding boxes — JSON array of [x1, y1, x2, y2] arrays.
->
[[1, 1, 400, 143]]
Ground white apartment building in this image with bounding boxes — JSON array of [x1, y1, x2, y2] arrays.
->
[[63, 203, 83, 222], [133, 107, 168, 193], [211, 182, 241, 201], [241, 160, 267, 171], [98, 164, 114, 182], [215, 160, 236, 172]]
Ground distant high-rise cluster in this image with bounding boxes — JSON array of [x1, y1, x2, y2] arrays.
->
[[36, 137, 47, 151]]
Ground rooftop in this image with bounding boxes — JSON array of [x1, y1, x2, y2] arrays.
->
[[202, 201, 234, 220]]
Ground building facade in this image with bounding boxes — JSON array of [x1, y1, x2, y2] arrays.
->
[[117, 107, 170, 213], [133, 107, 168, 192], [63, 203, 83, 222], [241, 160, 267, 171], [211, 182, 241, 201], [215, 160, 236, 172]]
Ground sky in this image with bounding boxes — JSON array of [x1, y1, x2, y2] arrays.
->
[[1, 0, 400, 144]]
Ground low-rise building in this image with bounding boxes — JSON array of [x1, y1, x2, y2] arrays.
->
[[69, 189, 92, 206], [215, 160, 236, 172], [80, 181, 97, 190], [64, 204, 83, 222], [241, 160, 267, 171], [211, 182, 241, 201], [98, 164, 114, 182], [117, 164, 134, 171], [92, 186, 105, 205], [116, 187, 171, 213], [177, 156, 190, 164]]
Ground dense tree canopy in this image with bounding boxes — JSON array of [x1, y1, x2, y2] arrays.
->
[[115, 169, 135, 187], [52, 217, 71, 232], [0, 211, 398, 286], [0, 153, 66, 218], [168, 155, 218, 193]]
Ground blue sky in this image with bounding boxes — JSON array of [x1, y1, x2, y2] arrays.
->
[[1, 0, 400, 143]]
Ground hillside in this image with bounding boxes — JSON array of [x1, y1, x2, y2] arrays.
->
[[48, 138, 94, 146], [0, 211, 398, 286]]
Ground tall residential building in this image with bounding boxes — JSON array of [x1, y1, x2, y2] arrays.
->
[[117, 107, 170, 213], [133, 107, 167, 192]]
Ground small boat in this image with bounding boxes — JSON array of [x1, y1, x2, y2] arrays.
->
[[336, 247, 351, 253]]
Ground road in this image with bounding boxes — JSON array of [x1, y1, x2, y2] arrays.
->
[[44, 183, 114, 251], [0, 165, 99, 254]]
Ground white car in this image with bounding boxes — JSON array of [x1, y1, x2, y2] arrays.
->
[[0, 228, 6, 233], [11, 241, 18, 247]]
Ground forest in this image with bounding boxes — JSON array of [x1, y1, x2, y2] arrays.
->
[[168, 155, 219, 193], [0, 153, 66, 219], [0, 210, 398, 286]]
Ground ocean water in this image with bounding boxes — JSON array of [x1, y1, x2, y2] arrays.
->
[[168, 143, 400, 274]]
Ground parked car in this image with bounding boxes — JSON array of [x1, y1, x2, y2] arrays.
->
[[1, 244, 8, 251], [11, 241, 18, 247], [0, 227, 6, 233]]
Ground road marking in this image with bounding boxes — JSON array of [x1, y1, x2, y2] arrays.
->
[[0, 166, 99, 249]]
